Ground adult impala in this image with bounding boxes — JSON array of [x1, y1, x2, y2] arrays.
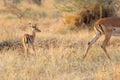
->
[[83, 17, 120, 60], [22, 23, 41, 53]]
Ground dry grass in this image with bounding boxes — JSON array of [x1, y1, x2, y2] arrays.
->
[[0, 0, 119, 80], [0, 26, 120, 80]]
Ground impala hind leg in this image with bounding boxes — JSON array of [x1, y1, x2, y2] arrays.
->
[[22, 39, 30, 54], [22, 42, 27, 53], [101, 34, 112, 60], [24, 44, 29, 54], [83, 32, 102, 59]]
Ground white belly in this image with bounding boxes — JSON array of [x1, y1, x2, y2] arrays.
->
[[112, 27, 120, 36]]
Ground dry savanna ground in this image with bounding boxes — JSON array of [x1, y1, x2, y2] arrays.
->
[[0, 1, 120, 80], [0, 18, 119, 80]]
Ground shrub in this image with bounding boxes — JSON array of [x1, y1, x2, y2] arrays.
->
[[63, 1, 114, 29]]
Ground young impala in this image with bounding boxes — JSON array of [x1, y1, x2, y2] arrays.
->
[[22, 23, 41, 53], [83, 17, 120, 60]]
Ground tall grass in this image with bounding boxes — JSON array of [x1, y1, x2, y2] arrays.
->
[[0, 29, 120, 80], [0, 0, 119, 80]]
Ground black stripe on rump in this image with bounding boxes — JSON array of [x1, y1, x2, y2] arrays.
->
[[95, 24, 104, 34]]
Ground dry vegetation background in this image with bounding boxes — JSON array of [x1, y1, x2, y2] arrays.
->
[[0, 0, 120, 80]]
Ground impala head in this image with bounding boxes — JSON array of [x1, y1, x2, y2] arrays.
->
[[29, 23, 41, 32]]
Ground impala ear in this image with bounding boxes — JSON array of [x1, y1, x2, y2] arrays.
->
[[34, 23, 38, 27], [28, 23, 32, 27]]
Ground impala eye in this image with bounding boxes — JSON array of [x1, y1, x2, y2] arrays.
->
[[32, 26, 36, 28]]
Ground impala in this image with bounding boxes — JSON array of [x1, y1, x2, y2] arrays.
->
[[83, 17, 120, 60], [22, 23, 41, 53]]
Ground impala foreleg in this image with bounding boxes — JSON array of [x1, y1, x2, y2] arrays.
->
[[83, 32, 102, 59], [31, 43, 35, 51]]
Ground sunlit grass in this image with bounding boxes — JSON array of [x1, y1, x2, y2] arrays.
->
[[0, 0, 119, 80], [0, 28, 120, 80], [0, 15, 119, 80], [0, 44, 120, 80]]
